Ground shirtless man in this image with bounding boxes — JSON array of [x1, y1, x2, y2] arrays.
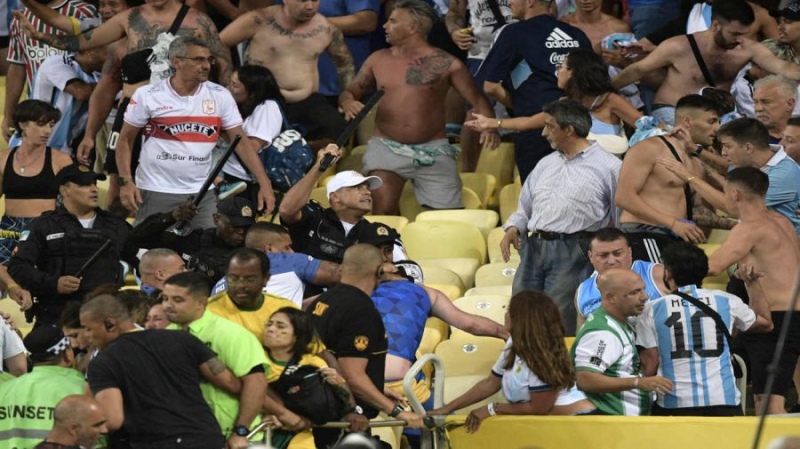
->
[[220, 0, 354, 146], [706, 167, 800, 415], [338, 0, 498, 215], [612, 0, 800, 126], [615, 95, 735, 263], [562, 0, 630, 53]]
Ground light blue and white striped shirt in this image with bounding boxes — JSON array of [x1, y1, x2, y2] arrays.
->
[[505, 141, 621, 234], [636, 285, 755, 409]]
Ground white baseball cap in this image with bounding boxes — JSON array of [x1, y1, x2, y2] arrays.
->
[[326, 171, 383, 198]]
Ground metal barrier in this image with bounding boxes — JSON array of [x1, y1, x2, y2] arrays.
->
[[247, 353, 450, 448]]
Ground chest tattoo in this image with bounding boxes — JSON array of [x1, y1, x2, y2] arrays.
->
[[405, 51, 453, 86], [262, 16, 328, 39]]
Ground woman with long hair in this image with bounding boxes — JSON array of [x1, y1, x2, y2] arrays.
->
[[218, 64, 286, 201], [468, 49, 641, 138], [0, 100, 74, 310], [429, 291, 594, 432], [263, 307, 355, 449]]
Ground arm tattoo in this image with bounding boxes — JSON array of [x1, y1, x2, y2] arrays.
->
[[39, 33, 81, 52], [693, 205, 737, 229], [405, 50, 453, 86], [197, 14, 232, 80], [328, 27, 355, 89], [206, 357, 227, 375], [445, 0, 466, 34], [128, 7, 167, 50]]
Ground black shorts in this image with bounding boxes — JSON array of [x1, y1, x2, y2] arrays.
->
[[741, 311, 800, 396], [651, 403, 742, 417], [284, 93, 347, 142], [619, 223, 682, 263]]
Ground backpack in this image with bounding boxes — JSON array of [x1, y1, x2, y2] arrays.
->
[[270, 362, 349, 425], [259, 108, 314, 192]]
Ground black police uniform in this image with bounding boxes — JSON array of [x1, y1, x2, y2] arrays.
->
[[283, 201, 372, 264], [127, 213, 240, 284], [8, 207, 137, 326]]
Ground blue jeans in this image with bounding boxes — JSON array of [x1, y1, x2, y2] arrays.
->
[[629, 3, 681, 39], [511, 234, 592, 336]]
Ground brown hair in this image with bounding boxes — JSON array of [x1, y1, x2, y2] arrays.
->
[[503, 291, 574, 391]]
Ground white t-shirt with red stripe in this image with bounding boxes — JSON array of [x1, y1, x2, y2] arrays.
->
[[124, 79, 243, 194]]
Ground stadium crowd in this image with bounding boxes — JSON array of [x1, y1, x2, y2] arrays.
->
[[1, 0, 800, 448]]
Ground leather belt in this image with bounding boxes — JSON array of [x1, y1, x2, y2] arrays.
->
[[529, 230, 594, 240]]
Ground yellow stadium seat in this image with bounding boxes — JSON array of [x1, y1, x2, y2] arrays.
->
[[707, 229, 730, 244], [487, 226, 519, 263], [420, 265, 466, 293], [475, 142, 515, 207], [699, 243, 730, 286], [464, 285, 512, 297], [461, 186, 484, 210], [399, 182, 485, 220], [459, 172, 497, 209], [451, 295, 510, 339], [356, 108, 377, 145], [564, 336, 576, 350], [365, 215, 409, 233], [474, 262, 518, 287], [403, 220, 487, 262], [419, 258, 481, 289], [336, 144, 367, 174], [308, 186, 330, 208], [97, 178, 110, 210], [434, 336, 505, 377], [0, 298, 32, 335], [418, 317, 450, 355], [498, 183, 521, 225], [416, 209, 499, 239], [317, 175, 335, 188], [442, 374, 507, 415], [425, 283, 463, 302]]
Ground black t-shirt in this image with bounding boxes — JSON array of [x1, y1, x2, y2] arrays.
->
[[86, 330, 223, 446], [283, 202, 371, 264], [308, 283, 388, 418]]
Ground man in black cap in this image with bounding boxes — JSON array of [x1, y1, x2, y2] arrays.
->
[[8, 164, 138, 327], [0, 325, 86, 449], [128, 196, 257, 283]]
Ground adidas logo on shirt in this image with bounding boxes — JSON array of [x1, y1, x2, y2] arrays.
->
[[545, 27, 579, 49]]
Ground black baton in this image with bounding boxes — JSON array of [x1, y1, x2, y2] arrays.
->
[[75, 239, 113, 278], [319, 90, 385, 171]]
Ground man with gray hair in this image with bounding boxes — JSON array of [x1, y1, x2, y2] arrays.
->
[[731, 39, 800, 118], [114, 36, 276, 229], [500, 99, 621, 335], [754, 75, 798, 143]]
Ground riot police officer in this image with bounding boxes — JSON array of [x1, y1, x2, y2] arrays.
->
[[127, 196, 255, 283], [8, 164, 138, 327]]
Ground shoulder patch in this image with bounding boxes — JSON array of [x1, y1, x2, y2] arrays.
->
[[354, 335, 369, 352], [19, 230, 30, 242]]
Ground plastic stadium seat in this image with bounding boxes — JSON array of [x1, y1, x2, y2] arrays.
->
[[699, 243, 730, 285], [434, 336, 505, 378], [403, 220, 487, 262], [425, 283, 463, 302], [0, 296, 31, 336], [564, 337, 576, 350], [365, 215, 409, 233], [336, 145, 367, 174], [416, 209, 499, 239], [464, 285, 512, 297], [399, 182, 485, 221], [356, 108, 377, 145], [97, 178, 110, 210], [442, 374, 506, 415], [498, 183, 521, 225], [317, 175, 335, 187], [453, 295, 510, 326], [459, 172, 497, 209], [474, 262, 518, 287], [734, 354, 748, 414], [420, 266, 466, 294], [308, 186, 330, 208], [419, 258, 482, 289], [707, 229, 731, 244], [475, 142, 515, 206], [418, 317, 450, 356], [487, 226, 519, 263]]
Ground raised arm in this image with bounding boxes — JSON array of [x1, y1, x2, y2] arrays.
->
[[279, 144, 341, 224], [17, 0, 75, 34], [748, 40, 800, 81], [445, 0, 473, 51], [339, 55, 376, 120], [612, 39, 679, 90], [22, 11, 127, 52], [608, 94, 644, 128], [219, 11, 258, 47], [427, 286, 508, 339]]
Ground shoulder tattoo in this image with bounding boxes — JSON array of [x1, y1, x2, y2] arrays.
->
[[405, 50, 454, 86]]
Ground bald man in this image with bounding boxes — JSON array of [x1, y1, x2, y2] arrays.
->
[[35, 395, 108, 449], [571, 268, 673, 416], [138, 248, 187, 295], [308, 244, 423, 447]]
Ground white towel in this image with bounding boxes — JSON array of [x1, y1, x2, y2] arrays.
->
[[687, 2, 712, 34]]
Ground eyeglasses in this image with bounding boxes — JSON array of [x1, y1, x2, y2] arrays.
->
[[178, 56, 217, 65]]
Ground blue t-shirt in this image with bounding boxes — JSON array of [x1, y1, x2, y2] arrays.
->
[[371, 280, 431, 362], [763, 152, 800, 236], [576, 260, 664, 319], [213, 252, 321, 305], [476, 15, 591, 117]]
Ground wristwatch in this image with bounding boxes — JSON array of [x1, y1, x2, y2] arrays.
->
[[233, 425, 250, 437], [346, 405, 364, 415], [690, 144, 704, 157], [117, 176, 133, 186], [388, 404, 404, 418]]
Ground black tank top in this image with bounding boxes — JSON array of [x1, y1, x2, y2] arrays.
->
[[3, 147, 59, 200]]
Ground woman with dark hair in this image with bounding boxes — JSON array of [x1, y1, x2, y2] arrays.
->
[[218, 64, 286, 200], [429, 291, 595, 432], [468, 49, 641, 139], [263, 307, 355, 449], [0, 100, 74, 310]]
